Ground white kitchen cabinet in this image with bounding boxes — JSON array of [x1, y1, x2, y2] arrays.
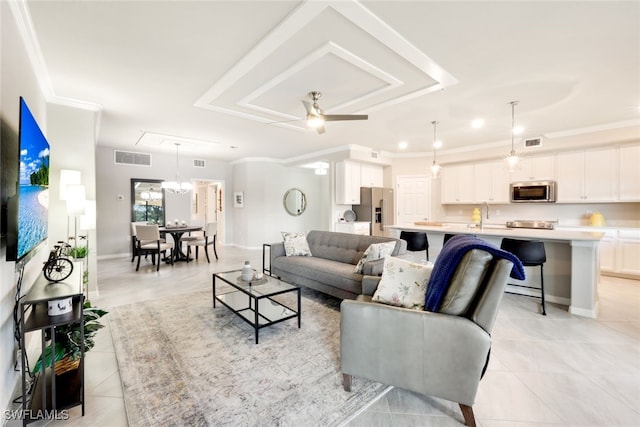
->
[[618, 229, 640, 277], [474, 161, 510, 203], [598, 230, 618, 273], [510, 154, 555, 182], [441, 163, 475, 204], [360, 163, 383, 187], [619, 144, 640, 201], [556, 148, 617, 202], [335, 221, 370, 235], [335, 160, 361, 204]]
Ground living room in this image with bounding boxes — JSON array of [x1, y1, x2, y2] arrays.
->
[[2, 1, 639, 425]]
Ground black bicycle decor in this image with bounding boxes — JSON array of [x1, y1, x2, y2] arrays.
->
[[43, 241, 74, 282]]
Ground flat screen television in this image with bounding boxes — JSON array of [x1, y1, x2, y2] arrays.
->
[[4, 97, 50, 262]]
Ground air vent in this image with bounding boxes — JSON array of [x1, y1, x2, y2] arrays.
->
[[193, 159, 205, 168], [524, 137, 543, 148], [114, 150, 151, 166]]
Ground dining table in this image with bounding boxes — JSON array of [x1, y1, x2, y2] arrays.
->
[[159, 225, 203, 262]]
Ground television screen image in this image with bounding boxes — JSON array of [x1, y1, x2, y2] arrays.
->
[[14, 97, 50, 261]]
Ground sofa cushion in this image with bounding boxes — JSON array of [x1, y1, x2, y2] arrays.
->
[[306, 230, 403, 265], [272, 255, 363, 295], [438, 249, 493, 315], [354, 241, 397, 274], [372, 257, 433, 310], [281, 231, 312, 257]]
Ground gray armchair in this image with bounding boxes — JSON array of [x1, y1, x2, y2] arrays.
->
[[340, 250, 513, 427]]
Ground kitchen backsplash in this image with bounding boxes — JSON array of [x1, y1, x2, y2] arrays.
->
[[439, 202, 640, 228]]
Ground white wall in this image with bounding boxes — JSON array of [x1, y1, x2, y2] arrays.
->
[[231, 160, 331, 249], [1, 4, 102, 411], [1, 1, 51, 412], [95, 145, 231, 256]]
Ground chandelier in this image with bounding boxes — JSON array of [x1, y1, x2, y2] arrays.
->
[[162, 143, 193, 195], [430, 120, 442, 179], [505, 101, 520, 172]]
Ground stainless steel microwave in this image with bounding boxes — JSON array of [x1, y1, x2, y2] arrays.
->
[[510, 181, 556, 203]]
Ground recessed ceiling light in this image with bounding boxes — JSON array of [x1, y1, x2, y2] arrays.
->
[[513, 126, 524, 135], [398, 141, 408, 149], [433, 140, 443, 149], [471, 119, 484, 129]]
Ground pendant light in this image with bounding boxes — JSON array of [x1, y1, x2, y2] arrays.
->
[[430, 120, 442, 179], [505, 101, 520, 172], [162, 143, 193, 194]]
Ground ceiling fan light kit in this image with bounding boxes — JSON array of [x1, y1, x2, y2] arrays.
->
[[302, 91, 368, 134]]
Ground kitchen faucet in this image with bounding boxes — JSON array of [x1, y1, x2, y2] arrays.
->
[[480, 201, 489, 230]]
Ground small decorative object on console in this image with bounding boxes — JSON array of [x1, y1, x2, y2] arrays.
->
[[48, 297, 73, 316]]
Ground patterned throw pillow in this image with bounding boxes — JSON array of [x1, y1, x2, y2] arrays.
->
[[281, 231, 312, 257], [354, 241, 397, 274], [372, 257, 433, 310]]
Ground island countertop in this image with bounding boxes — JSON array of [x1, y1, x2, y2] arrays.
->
[[388, 223, 605, 242]]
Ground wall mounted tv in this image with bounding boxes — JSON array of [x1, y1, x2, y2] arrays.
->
[[5, 97, 50, 262]]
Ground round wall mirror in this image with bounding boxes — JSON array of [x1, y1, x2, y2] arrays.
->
[[283, 188, 307, 216]]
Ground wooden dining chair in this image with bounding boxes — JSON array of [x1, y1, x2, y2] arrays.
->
[[135, 224, 174, 271], [185, 222, 218, 263]]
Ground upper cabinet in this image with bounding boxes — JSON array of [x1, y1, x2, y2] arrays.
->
[[619, 144, 640, 201], [509, 154, 555, 182], [474, 161, 510, 203], [335, 161, 383, 205], [556, 147, 617, 202], [360, 163, 384, 187], [441, 163, 475, 204]]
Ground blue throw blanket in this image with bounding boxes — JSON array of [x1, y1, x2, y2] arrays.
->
[[424, 234, 525, 312]]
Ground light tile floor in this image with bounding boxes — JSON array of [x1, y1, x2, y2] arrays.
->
[[10, 245, 640, 426]]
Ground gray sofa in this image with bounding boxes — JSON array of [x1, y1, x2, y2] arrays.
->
[[269, 230, 407, 300]]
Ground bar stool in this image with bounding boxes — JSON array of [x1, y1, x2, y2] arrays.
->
[[400, 231, 429, 262], [443, 233, 476, 246], [443, 233, 457, 246], [500, 238, 547, 315]]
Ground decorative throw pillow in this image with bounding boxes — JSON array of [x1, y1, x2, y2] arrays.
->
[[372, 257, 433, 310], [354, 241, 397, 274], [281, 231, 312, 257]]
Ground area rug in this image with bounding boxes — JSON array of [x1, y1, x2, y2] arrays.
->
[[109, 286, 388, 426]]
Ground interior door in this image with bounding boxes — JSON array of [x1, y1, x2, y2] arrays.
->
[[396, 175, 429, 226]]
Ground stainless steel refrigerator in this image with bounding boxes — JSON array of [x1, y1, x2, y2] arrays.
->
[[352, 187, 394, 236]]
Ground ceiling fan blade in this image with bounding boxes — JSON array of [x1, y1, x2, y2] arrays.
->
[[323, 114, 368, 122], [302, 99, 320, 116]]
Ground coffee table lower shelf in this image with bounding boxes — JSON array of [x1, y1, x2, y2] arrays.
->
[[213, 271, 301, 344]]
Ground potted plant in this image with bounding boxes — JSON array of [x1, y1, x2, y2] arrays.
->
[[69, 246, 88, 259], [33, 301, 108, 375]]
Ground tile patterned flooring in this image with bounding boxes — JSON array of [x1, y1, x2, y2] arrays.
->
[[10, 245, 640, 426]]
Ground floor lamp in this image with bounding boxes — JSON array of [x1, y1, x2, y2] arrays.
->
[[80, 200, 96, 298], [59, 169, 82, 242], [66, 184, 86, 252]]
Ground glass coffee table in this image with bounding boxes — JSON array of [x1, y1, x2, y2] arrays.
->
[[212, 270, 301, 344]]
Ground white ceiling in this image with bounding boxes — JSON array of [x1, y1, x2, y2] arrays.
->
[[22, 0, 640, 162]]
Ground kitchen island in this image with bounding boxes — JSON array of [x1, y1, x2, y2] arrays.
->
[[388, 224, 604, 318]]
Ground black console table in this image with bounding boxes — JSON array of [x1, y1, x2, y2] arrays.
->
[[19, 266, 84, 425]]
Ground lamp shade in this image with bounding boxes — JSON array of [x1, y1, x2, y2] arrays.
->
[[66, 184, 86, 215], [59, 169, 81, 200], [80, 200, 96, 230]]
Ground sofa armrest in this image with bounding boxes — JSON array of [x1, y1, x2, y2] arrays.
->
[[361, 276, 381, 296], [269, 241, 286, 267], [340, 299, 491, 406]]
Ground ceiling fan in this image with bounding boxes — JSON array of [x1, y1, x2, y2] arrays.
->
[[302, 91, 368, 134]]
